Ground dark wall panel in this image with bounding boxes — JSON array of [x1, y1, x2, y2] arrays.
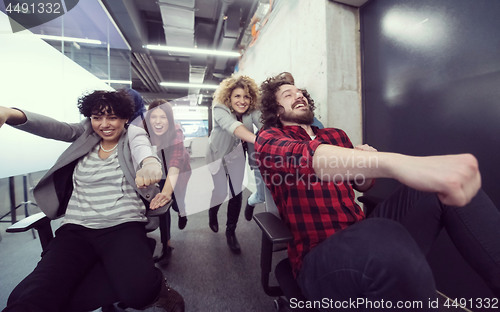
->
[[360, 0, 500, 302]]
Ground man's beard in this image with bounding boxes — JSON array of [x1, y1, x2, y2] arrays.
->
[[280, 108, 314, 125]]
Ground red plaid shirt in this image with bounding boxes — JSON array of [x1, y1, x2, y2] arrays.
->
[[255, 125, 366, 276], [157, 125, 192, 194], [160, 125, 191, 173]]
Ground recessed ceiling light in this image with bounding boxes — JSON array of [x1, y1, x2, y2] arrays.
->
[[35, 34, 102, 45], [145, 45, 240, 58], [159, 82, 219, 89]]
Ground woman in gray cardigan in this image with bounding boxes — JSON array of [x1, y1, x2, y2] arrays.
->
[[0, 90, 184, 312], [206, 75, 262, 253]]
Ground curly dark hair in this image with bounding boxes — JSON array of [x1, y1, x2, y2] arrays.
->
[[77, 89, 135, 119], [260, 72, 315, 128]]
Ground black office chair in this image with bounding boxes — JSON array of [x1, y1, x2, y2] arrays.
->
[[253, 211, 318, 312], [6, 201, 172, 312], [252, 185, 319, 312], [253, 187, 381, 312]]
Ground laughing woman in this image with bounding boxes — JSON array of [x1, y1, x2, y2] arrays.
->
[[206, 75, 262, 254], [143, 99, 192, 264], [0, 90, 184, 312]]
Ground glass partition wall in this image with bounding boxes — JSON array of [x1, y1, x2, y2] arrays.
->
[[26, 0, 132, 89], [0, 0, 131, 223]]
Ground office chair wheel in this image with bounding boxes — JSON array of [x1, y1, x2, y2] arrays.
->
[[274, 299, 280, 311], [273, 297, 287, 311]]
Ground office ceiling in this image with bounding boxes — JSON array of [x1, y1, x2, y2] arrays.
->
[[100, 0, 370, 104], [101, 0, 259, 104], [1, 0, 369, 104]]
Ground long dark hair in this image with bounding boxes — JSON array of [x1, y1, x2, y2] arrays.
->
[[143, 99, 176, 148]]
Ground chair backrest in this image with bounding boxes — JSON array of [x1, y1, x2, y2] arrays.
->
[[264, 185, 279, 216], [255, 186, 319, 312]]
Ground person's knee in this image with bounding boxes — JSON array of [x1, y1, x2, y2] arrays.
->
[[361, 219, 435, 296], [329, 219, 434, 293], [301, 219, 431, 289], [362, 219, 428, 267], [300, 219, 436, 301]]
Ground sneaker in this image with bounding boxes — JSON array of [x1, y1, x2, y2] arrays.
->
[[149, 279, 185, 312]]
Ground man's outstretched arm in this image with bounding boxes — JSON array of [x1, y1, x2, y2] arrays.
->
[[313, 144, 480, 207]]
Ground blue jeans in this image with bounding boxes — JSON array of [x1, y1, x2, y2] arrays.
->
[[297, 186, 500, 311], [248, 168, 266, 206]]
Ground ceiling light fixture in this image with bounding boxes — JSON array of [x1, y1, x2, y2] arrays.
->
[[145, 45, 240, 58], [36, 34, 102, 45], [103, 79, 132, 85], [160, 82, 219, 90]]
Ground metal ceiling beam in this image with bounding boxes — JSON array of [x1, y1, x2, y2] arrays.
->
[[205, 0, 245, 80], [131, 53, 162, 93], [138, 53, 163, 85], [131, 65, 155, 91], [212, 0, 233, 49], [236, 0, 259, 49]]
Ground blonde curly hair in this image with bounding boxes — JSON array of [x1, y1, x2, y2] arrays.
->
[[213, 75, 260, 113]]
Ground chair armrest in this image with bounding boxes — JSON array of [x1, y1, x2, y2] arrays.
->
[[253, 212, 293, 245], [6, 212, 50, 233], [254, 212, 292, 297], [6, 211, 54, 250]]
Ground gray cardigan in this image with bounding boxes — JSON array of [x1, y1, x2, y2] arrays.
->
[[206, 103, 262, 169], [14, 110, 158, 219]]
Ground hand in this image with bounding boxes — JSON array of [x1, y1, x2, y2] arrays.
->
[[354, 144, 378, 152], [0, 106, 10, 128], [135, 159, 162, 188], [395, 153, 481, 207], [150, 192, 172, 210], [0, 106, 27, 128]]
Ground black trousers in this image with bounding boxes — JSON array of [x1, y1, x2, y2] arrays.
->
[[4, 222, 163, 312]]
